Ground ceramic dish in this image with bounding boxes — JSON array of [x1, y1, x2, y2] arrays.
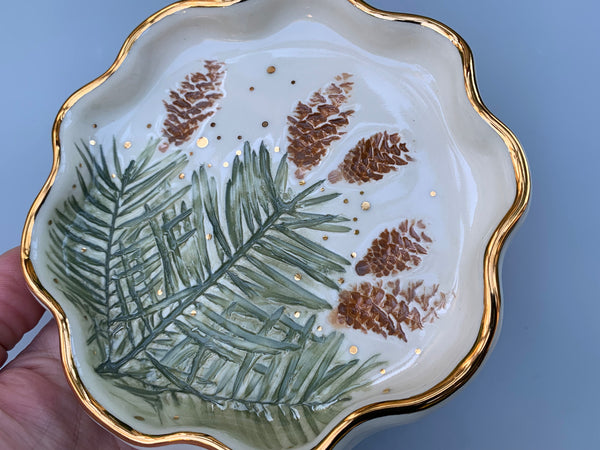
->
[[21, 0, 529, 449]]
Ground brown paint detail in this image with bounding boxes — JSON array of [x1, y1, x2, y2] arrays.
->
[[162, 60, 226, 147], [356, 219, 430, 277], [287, 73, 354, 178], [328, 131, 411, 184], [331, 280, 449, 341]]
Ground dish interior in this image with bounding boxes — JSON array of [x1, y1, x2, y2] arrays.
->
[[29, 1, 516, 448]]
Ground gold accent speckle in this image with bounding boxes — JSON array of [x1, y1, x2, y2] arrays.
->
[[338, 278, 345, 284], [124, 141, 132, 149], [349, 345, 358, 355], [294, 273, 302, 281], [196, 137, 209, 148], [217, 136, 222, 140], [430, 190, 437, 197], [354, 230, 360, 235], [415, 348, 422, 355], [237, 135, 243, 140], [210, 122, 216, 128], [206, 233, 213, 240], [352, 217, 358, 222], [223, 161, 229, 168], [343, 198, 349, 204], [360, 191, 365, 195], [157, 289, 163, 296], [134, 416, 145, 421], [81, 248, 87, 253], [361, 201, 371, 211], [380, 369, 386, 375], [72, 184, 77, 189], [274, 146, 280, 153], [299, 180, 306, 185], [111, 173, 116, 178], [48, 220, 53, 225], [89, 139, 96, 146], [236, 150, 242, 156], [146, 123, 152, 129], [189, 151, 194, 156], [173, 416, 180, 420], [351, 252, 357, 258], [53, 278, 58, 283], [178, 173, 185, 180], [190, 310, 197, 317], [249, 86, 255, 91], [267, 65, 276, 74], [320, 187, 325, 192], [291, 80, 296, 85], [92, 123, 97, 129], [382, 388, 391, 394], [294, 311, 301, 318], [262, 121, 269, 128], [317, 326, 323, 332], [207, 163, 213, 168], [322, 235, 329, 241]]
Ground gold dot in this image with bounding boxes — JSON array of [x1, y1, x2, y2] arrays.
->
[[267, 65, 276, 74], [352, 217, 358, 222], [262, 121, 269, 128], [81, 247, 87, 253], [249, 86, 255, 91], [146, 123, 152, 129], [92, 123, 97, 128], [351, 252, 357, 258], [72, 184, 77, 189], [294, 311, 300, 318], [124, 141, 132, 149], [236, 150, 242, 156], [207, 163, 213, 168], [274, 146, 280, 153], [79, 163, 83, 168], [134, 416, 145, 421], [157, 289, 163, 296], [349, 345, 358, 355], [111, 173, 116, 178], [291, 80, 296, 85], [317, 326, 323, 332], [189, 151, 194, 156], [48, 220, 53, 225], [320, 187, 325, 192], [223, 161, 229, 168], [299, 180, 306, 185], [210, 122, 216, 128], [53, 278, 58, 283], [190, 310, 197, 317], [361, 201, 371, 211], [173, 416, 180, 420], [360, 191, 365, 195], [382, 388, 391, 394], [415, 348, 422, 355], [179, 173, 185, 180], [294, 273, 302, 281], [89, 139, 96, 146], [322, 235, 329, 241], [354, 230, 360, 235], [343, 198, 349, 204], [217, 136, 222, 140], [196, 137, 209, 148], [380, 369, 386, 375], [338, 278, 345, 284], [430, 190, 437, 197], [206, 233, 213, 240]]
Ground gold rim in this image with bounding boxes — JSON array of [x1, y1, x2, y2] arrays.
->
[[20, 0, 531, 448]]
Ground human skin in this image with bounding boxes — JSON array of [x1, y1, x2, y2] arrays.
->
[[0, 247, 133, 449]]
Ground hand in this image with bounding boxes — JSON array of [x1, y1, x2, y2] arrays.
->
[[0, 247, 133, 450]]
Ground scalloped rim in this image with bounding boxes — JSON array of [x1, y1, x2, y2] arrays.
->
[[20, 1, 530, 448]]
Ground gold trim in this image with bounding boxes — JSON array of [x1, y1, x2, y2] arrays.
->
[[20, 0, 530, 448]]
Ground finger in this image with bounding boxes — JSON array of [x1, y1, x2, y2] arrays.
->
[[0, 247, 45, 366]]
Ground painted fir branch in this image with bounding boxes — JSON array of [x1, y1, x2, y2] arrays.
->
[[48, 139, 380, 449], [287, 73, 354, 179], [328, 131, 412, 184]]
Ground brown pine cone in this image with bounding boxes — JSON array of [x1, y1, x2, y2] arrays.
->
[[355, 220, 432, 277], [287, 73, 354, 178], [328, 131, 412, 184], [161, 60, 226, 149]]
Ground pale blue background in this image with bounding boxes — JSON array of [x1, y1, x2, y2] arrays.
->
[[0, 1, 598, 449]]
